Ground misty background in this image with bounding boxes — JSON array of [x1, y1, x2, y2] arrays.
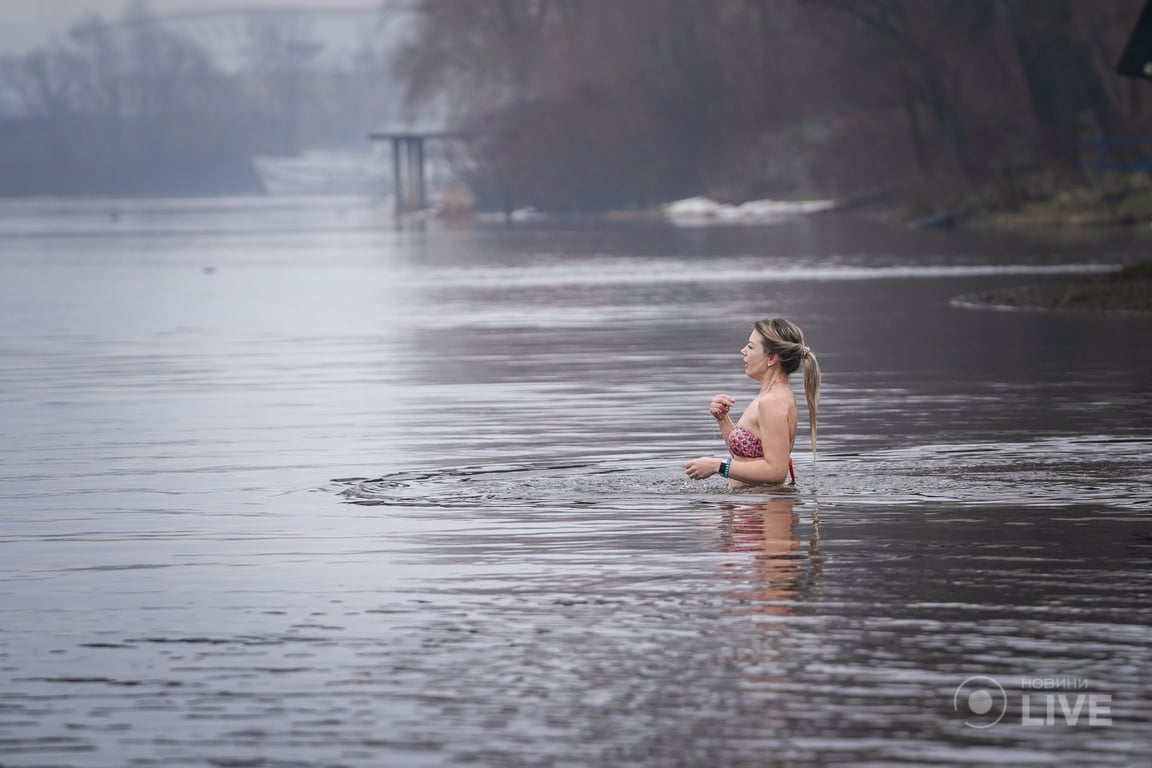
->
[[0, 1, 1149, 210], [0, 1, 415, 197]]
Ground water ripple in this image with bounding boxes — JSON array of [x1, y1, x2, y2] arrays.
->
[[335, 435, 1152, 513]]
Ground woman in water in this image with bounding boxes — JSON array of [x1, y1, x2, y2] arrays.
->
[[684, 318, 821, 487]]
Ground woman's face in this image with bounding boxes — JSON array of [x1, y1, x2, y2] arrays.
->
[[740, 332, 776, 379]]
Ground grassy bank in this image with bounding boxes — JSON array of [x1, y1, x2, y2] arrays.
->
[[839, 171, 1152, 231], [959, 261, 1152, 313], [963, 172, 1152, 230]]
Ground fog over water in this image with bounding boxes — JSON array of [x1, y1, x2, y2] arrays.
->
[[1, 197, 1150, 766], [0, 1, 374, 49]]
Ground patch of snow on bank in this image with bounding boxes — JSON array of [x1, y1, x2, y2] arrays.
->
[[664, 196, 835, 224]]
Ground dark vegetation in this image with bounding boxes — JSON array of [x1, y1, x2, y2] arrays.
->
[[397, 0, 1152, 220]]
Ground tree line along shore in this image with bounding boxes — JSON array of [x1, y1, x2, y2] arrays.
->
[[3, 1, 1151, 235], [397, 1, 1152, 220]]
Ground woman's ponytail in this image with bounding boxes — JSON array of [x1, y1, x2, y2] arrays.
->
[[801, 350, 821, 462]]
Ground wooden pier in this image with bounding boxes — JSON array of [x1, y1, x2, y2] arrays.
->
[[367, 131, 470, 214]]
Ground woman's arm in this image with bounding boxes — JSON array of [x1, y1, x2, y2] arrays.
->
[[726, 455, 789, 486], [711, 394, 736, 440], [684, 456, 726, 480], [684, 452, 789, 484], [683, 394, 758, 481]]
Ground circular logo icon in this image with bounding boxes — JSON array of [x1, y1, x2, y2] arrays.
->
[[954, 675, 1008, 728]]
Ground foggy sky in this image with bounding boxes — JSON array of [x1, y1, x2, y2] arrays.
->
[[0, 1, 378, 54]]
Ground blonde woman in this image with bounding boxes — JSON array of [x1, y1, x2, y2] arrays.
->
[[684, 318, 821, 487]]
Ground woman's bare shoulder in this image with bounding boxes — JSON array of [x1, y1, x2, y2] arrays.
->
[[756, 393, 792, 418]]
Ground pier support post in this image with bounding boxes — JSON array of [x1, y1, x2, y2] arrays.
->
[[389, 136, 427, 213], [370, 131, 473, 217]]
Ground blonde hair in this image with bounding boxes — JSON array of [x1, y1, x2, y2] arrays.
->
[[753, 318, 821, 461]]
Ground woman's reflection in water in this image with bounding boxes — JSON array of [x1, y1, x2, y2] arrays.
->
[[718, 493, 823, 613], [714, 495, 826, 744]]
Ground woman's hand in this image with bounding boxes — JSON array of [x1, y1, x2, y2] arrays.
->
[[709, 394, 735, 420], [684, 456, 723, 480]]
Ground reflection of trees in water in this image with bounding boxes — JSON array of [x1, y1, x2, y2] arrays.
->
[[718, 495, 824, 614]]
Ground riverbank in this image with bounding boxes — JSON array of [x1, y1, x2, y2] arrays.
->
[[847, 171, 1152, 231], [964, 172, 1152, 230], [957, 261, 1152, 313]]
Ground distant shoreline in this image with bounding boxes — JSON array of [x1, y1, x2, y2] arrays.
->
[[954, 261, 1152, 314]]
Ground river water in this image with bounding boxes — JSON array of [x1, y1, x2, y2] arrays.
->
[[1, 197, 1150, 767]]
